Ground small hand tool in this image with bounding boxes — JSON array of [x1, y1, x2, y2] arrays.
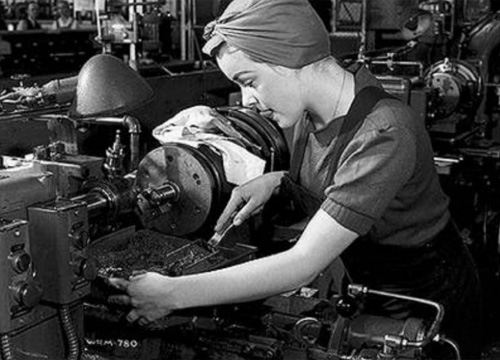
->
[[206, 213, 237, 251]]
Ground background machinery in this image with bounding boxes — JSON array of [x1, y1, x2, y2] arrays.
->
[[2, 0, 500, 357]]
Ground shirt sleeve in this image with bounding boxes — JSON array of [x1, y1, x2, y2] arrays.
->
[[321, 104, 417, 235]]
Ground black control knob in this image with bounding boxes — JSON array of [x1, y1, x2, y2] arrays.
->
[[10, 252, 31, 273], [77, 230, 89, 249], [74, 257, 98, 280], [335, 295, 359, 318], [71, 229, 89, 249], [12, 281, 43, 308]]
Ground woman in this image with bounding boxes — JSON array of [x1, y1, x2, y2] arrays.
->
[[109, 0, 482, 357], [51, 0, 78, 30], [16, 1, 41, 30]]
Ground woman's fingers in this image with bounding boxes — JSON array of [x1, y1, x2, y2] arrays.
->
[[106, 277, 130, 291], [126, 309, 141, 323], [234, 199, 261, 225], [108, 294, 132, 306]]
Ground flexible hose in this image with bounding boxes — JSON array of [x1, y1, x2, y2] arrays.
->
[[0, 334, 14, 360], [59, 305, 80, 360]]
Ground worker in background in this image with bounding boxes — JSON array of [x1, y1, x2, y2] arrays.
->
[[50, 0, 78, 30], [0, 2, 8, 30], [16, 1, 41, 30], [108, 0, 482, 358]]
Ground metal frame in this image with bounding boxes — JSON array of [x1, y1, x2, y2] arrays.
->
[[331, 0, 367, 59]]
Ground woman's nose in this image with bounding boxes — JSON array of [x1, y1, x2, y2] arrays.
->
[[241, 88, 257, 108]]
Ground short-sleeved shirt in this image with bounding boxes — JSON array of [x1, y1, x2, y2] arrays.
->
[[16, 18, 41, 30], [298, 65, 449, 247], [51, 17, 78, 30]]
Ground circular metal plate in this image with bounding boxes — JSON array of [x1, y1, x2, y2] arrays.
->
[[425, 59, 483, 119], [431, 73, 461, 117], [135, 144, 218, 236]]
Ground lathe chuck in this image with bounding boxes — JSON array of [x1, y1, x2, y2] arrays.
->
[[135, 143, 225, 236]]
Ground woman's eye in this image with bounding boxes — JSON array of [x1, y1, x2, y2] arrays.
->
[[243, 80, 254, 88]]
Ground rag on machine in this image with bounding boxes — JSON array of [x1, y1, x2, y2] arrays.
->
[[152, 115, 266, 186]]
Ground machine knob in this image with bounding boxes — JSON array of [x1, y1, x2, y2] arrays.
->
[[293, 317, 322, 345], [12, 281, 43, 308], [74, 257, 98, 280], [335, 295, 359, 318], [74, 230, 90, 249], [10, 252, 31, 273], [70, 226, 90, 249]]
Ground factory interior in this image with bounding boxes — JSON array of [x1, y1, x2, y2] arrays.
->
[[0, 0, 500, 359]]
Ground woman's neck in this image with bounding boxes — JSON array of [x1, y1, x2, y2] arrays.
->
[[304, 64, 355, 130]]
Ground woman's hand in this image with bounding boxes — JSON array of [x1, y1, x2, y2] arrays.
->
[[107, 272, 176, 325], [215, 171, 287, 232]]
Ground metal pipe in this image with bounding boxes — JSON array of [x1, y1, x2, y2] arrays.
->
[[348, 284, 445, 348], [188, 0, 195, 61], [360, 0, 367, 57], [95, 0, 102, 45], [123, 0, 162, 6], [75, 115, 142, 172], [181, 0, 186, 60], [72, 191, 109, 218], [1, 106, 69, 122], [123, 115, 141, 171]]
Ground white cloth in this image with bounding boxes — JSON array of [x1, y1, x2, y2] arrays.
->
[[153, 125, 266, 186]]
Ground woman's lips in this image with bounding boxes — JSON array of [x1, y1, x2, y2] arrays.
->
[[259, 110, 275, 121]]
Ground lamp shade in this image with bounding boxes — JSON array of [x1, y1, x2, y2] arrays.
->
[[69, 54, 155, 119]]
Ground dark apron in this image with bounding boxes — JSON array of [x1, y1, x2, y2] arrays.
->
[[280, 86, 482, 357], [279, 86, 394, 297]]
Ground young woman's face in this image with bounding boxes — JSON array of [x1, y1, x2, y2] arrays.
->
[[57, 2, 71, 17], [216, 47, 305, 129], [28, 3, 39, 18]]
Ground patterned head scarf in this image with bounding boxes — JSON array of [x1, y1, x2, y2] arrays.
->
[[202, 0, 331, 69]]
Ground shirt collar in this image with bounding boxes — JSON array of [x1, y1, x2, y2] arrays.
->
[[310, 64, 381, 147]]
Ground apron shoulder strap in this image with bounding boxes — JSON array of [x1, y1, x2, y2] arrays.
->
[[326, 86, 396, 184], [290, 86, 395, 183]]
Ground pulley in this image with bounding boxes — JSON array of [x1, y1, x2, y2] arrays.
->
[[216, 107, 290, 171]]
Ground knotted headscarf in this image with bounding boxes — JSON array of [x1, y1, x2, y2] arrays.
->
[[202, 0, 331, 69]]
